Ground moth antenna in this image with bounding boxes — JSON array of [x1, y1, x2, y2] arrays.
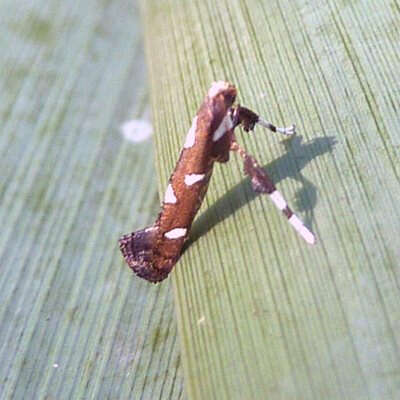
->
[[230, 141, 315, 244]]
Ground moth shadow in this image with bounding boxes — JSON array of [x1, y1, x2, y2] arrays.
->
[[184, 135, 336, 251]]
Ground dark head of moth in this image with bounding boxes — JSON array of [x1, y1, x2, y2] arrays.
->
[[119, 81, 315, 283]]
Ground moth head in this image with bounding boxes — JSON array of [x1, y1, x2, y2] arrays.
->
[[208, 81, 237, 106]]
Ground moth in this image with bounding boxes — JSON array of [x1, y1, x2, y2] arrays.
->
[[119, 81, 315, 283]]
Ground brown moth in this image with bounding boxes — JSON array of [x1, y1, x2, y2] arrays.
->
[[119, 81, 315, 283]]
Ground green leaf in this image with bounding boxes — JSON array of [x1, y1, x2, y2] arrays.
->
[[143, 0, 400, 398], [0, 1, 183, 399]]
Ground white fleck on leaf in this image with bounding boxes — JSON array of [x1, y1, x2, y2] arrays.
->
[[120, 119, 153, 142]]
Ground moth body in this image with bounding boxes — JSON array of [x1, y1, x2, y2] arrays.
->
[[120, 82, 237, 282], [119, 81, 315, 283]]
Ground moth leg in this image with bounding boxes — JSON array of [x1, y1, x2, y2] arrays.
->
[[234, 105, 296, 136], [230, 140, 315, 244]]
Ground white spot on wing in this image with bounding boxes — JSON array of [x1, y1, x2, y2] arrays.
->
[[164, 184, 177, 204], [164, 228, 187, 239], [184, 174, 205, 185], [208, 81, 230, 98], [184, 116, 197, 148], [288, 215, 316, 244], [212, 113, 233, 142], [269, 190, 287, 210], [120, 119, 152, 142]]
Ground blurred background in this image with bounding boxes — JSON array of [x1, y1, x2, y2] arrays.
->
[[1, 0, 183, 398]]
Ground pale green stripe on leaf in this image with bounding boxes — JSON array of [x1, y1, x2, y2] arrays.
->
[[142, 0, 400, 399]]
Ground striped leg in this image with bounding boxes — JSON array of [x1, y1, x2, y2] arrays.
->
[[234, 106, 296, 136], [230, 141, 315, 244], [257, 118, 296, 136]]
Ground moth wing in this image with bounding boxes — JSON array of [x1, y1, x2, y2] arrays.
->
[[119, 226, 175, 283]]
